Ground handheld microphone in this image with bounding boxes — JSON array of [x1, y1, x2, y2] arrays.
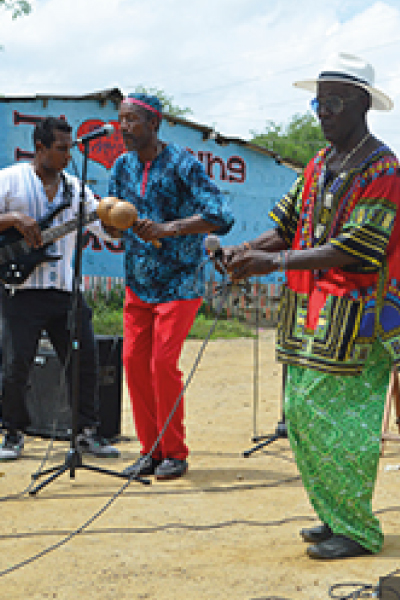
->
[[73, 123, 114, 146], [204, 234, 223, 260]]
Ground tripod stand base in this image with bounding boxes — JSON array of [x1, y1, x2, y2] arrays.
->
[[29, 447, 150, 495], [243, 420, 287, 457]]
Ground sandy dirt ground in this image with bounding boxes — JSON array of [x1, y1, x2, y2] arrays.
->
[[1, 330, 400, 600]]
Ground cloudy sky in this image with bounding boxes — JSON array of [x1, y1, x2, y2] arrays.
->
[[1, 0, 400, 152]]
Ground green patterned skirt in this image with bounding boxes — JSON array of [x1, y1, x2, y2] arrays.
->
[[285, 340, 392, 553]]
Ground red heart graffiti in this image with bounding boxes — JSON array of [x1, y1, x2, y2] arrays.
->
[[76, 119, 125, 169]]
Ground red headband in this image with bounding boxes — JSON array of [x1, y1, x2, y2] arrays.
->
[[122, 97, 163, 119]]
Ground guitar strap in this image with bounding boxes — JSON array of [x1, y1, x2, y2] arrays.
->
[[61, 172, 73, 208], [37, 172, 74, 231], [2, 171, 76, 294]]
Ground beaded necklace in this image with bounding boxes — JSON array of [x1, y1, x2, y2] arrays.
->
[[312, 134, 371, 242]]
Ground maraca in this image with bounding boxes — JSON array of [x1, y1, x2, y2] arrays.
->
[[110, 201, 161, 247], [108, 201, 138, 230], [98, 197, 161, 247], [96, 196, 118, 226]]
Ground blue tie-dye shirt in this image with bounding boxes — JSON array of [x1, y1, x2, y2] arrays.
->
[[109, 143, 234, 302]]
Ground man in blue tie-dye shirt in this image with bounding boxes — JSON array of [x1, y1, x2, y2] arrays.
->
[[109, 93, 234, 480]]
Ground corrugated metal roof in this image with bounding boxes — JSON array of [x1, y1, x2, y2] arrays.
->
[[0, 87, 123, 105], [0, 88, 303, 173], [162, 112, 303, 172]]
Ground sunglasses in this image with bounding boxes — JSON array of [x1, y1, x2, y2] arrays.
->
[[310, 95, 359, 115]]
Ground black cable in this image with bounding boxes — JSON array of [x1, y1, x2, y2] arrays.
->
[[125, 264, 235, 478], [4, 261, 396, 584], [0, 514, 326, 541], [0, 359, 73, 502], [329, 567, 400, 598], [0, 319, 77, 502], [0, 266, 233, 578], [329, 582, 377, 599], [0, 471, 133, 578]]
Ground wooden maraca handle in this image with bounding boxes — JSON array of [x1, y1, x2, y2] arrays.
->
[[98, 198, 161, 247], [109, 202, 162, 247]]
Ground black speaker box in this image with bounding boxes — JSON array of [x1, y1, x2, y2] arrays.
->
[[25, 335, 122, 441]]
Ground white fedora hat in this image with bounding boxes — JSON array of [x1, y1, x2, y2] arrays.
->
[[293, 52, 393, 111]]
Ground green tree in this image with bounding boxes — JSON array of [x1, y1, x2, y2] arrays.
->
[[251, 112, 327, 167], [0, 0, 31, 50], [133, 85, 192, 117], [0, 0, 31, 19]]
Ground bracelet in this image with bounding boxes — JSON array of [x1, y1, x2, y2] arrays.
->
[[279, 250, 284, 271], [279, 250, 288, 272]]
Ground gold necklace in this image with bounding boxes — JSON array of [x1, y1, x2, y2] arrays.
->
[[314, 133, 371, 241], [335, 132, 371, 172]]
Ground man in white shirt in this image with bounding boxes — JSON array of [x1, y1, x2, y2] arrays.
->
[[0, 116, 120, 460]]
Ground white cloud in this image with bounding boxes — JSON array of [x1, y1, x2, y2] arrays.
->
[[0, 0, 399, 152]]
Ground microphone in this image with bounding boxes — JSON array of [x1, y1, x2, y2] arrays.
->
[[204, 234, 223, 260], [73, 123, 114, 146]]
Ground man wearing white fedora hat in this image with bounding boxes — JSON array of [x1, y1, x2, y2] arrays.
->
[[221, 52, 400, 559]]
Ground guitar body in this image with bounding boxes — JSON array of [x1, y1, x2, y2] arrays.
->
[[0, 226, 61, 286], [0, 200, 97, 286]]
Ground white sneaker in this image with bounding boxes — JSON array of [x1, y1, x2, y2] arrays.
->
[[76, 428, 120, 458], [0, 431, 24, 461]]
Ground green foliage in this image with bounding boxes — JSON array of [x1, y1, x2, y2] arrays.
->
[[251, 112, 327, 167], [85, 287, 124, 336], [0, 0, 31, 19], [92, 307, 123, 337], [85, 285, 124, 312], [133, 85, 193, 117], [188, 313, 254, 339], [0, 0, 31, 50], [86, 291, 254, 339]]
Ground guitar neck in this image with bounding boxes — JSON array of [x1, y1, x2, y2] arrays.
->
[[41, 208, 98, 245]]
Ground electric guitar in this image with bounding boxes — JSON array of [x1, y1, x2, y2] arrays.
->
[[0, 201, 98, 285]]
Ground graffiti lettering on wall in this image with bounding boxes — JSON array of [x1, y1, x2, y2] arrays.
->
[[13, 111, 67, 161], [83, 229, 124, 254], [11, 113, 247, 255], [75, 119, 124, 169], [13, 113, 247, 184], [75, 120, 247, 182], [186, 148, 246, 183]]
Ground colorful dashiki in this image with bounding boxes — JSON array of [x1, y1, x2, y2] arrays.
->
[[270, 145, 400, 553], [271, 145, 400, 374], [109, 143, 234, 303]]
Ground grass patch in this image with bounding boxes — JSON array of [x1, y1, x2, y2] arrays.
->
[[92, 308, 123, 336], [188, 313, 254, 339], [87, 292, 254, 339]]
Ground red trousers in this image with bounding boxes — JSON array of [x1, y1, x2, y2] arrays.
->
[[123, 288, 202, 461]]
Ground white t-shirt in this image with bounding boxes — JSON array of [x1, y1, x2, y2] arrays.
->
[[0, 162, 108, 292]]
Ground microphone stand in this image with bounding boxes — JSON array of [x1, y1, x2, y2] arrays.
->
[[29, 138, 149, 495], [204, 238, 288, 458], [243, 363, 287, 457]]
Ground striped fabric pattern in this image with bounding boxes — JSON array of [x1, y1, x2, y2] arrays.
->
[[270, 174, 304, 247], [0, 162, 105, 292], [270, 146, 400, 375]]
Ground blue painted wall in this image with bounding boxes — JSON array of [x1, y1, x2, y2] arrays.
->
[[0, 93, 298, 284]]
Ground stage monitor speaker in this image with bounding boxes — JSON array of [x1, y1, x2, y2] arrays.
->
[[25, 335, 122, 441]]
